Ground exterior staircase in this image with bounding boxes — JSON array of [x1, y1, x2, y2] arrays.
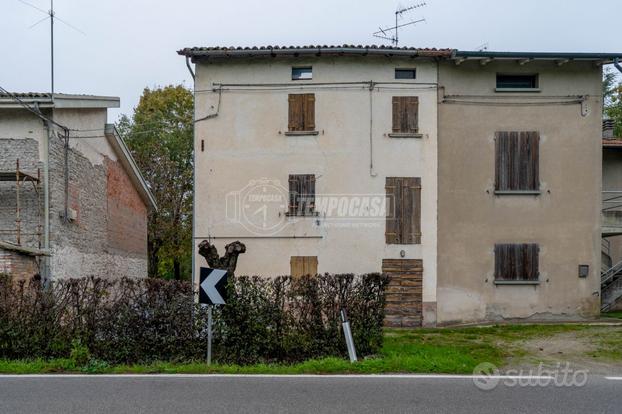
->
[[601, 238, 622, 311]]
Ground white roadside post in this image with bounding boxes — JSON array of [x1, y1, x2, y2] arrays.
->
[[341, 309, 358, 363], [199, 267, 228, 366]]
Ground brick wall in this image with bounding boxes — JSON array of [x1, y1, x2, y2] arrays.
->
[[0, 248, 39, 280], [0, 138, 43, 248], [105, 158, 148, 256]]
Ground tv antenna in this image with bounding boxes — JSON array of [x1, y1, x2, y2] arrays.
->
[[17, 0, 85, 101], [373, 2, 427, 46]]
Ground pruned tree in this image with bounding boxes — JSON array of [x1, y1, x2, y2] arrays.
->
[[198, 240, 246, 277]]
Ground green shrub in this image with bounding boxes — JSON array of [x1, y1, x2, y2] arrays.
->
[[70, 339, 90, 366], [0, 273, 388, 365]]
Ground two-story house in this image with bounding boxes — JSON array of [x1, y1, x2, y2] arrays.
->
[[179, 45, 621, 325]]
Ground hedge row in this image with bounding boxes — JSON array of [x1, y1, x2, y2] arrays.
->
[[0, 273, 388, 365]]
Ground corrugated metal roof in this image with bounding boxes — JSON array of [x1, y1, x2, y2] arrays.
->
[[178, 45, 453, 59]]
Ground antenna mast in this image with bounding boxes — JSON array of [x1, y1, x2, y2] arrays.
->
[[373, 2, 427, 46], [50, 0, 54, 102]]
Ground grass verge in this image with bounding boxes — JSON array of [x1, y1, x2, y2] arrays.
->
[[0, 324, 601, 375]]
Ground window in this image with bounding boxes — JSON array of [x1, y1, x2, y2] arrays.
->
[[288, 174, 316, 216], [391, 96, 419, 135], [288, 94, 316, 132], [290, 256, 318, 277], [292, 67, 312, 80], [496, 74, 538, 90], [385, 177, 421, 244], [395, 68, 417, 79], [495, 131, 540, 193], [494, 244, 539, 282]]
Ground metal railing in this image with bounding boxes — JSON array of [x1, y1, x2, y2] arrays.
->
[[603, 191, 622, 212], [601, 259, 622, 287]]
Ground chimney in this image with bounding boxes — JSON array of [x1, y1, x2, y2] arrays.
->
[[604, 119, 615, 139]]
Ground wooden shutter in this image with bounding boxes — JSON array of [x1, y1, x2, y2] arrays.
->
[[288, 94, 304, 131], [494, 243, 539, 281], [402, 177, 421, 244], [291, 256, 318, 277], [495, 131, 539, 191], [392, 96, 419, 133], [386, 178, 400, 244], [386, 177, 421, 244], [304, 94, 315, 131]]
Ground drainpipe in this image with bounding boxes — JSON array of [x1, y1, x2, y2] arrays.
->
[[42, 114, 51, 282], [185, 55, 197, 295]]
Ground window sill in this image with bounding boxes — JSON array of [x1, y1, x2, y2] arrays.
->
[[495, 88, 541, 93], [284, 131, 319, 136], [388, 133, 423, 139], [285, 212, 319, 217], [494, 280, 540, 285], [494, 190, 541, 196]]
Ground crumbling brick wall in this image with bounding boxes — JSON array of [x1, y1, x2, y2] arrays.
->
[[0, 249, 39, 280], [0, 138, 42, 248], [46, 129, 148, 279], [105, 158, 148, 256]]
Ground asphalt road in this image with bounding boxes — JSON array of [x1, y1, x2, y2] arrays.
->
[[0, 374, 621, 414]]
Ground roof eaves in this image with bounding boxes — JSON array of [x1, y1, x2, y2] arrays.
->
[[454, 50, 622, 63], [104, 124, 158, 212], [178, 45, 454, 60]]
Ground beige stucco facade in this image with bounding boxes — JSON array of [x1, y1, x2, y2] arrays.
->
[[188, 47, 610, 325], [436, 61, 603, 324], [193, 56, 439, 324]]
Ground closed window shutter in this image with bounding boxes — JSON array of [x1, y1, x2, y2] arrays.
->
[[495, 243, 539, 281], [386, 177, 421, 244], [385, 177, 400, 244], [290, 256, 317, 277], [495, 131, 540, 191], [392, 98, 402, 133], [288, 94, 304, 131], [290, 256, 304, 277], [402, 177, 422, 244], [392, 96, 419, 133], [304, 94, 315, 131]]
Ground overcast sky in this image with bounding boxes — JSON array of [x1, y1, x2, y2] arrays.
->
[[2, 0, 621, 120]]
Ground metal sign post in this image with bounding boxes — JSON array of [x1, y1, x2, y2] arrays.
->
[[199, 267, 228, 366], [341, 309, 358, 363], [207, 305, 213, 365]]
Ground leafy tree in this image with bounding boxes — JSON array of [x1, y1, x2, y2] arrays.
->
[[603, 68, 622, 137], [117, 85, 193, 280]]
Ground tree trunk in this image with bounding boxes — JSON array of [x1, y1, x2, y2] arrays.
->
[[173, 258, 181, 280]]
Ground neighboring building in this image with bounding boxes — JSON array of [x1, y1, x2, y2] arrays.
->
[[602, 119, 622, 310], [179, 45, 621, 325], [0, 93, 157, 281]]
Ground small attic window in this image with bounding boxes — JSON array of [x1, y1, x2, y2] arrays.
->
[[496, 74, 539, 90], [292, 67, 312, 80], [395, 68, 417, 79]]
